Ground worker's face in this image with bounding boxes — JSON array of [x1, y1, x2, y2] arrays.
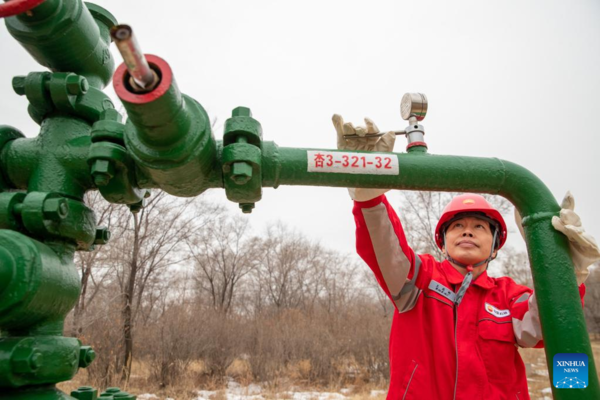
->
[[443, 216, 497, 266]]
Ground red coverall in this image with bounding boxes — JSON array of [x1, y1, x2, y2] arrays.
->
[[353, 195, 586, 400]]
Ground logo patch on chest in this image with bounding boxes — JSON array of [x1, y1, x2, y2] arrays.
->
[[484, 302, 511, 318]]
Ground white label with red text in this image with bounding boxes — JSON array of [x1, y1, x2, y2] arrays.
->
[[307, 151, 399, 175]]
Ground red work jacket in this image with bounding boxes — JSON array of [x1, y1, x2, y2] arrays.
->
[[353, 195, 586, 400]]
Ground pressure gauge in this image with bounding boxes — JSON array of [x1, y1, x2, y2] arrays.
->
[[401, 93, 428, 121]]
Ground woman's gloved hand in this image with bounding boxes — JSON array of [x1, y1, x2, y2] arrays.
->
[[515, 191, 600, 285], [332, 114, 395, 202]]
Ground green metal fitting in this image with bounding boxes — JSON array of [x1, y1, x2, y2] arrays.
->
[[0, 336, 80, 387], [223, 106, 263, 147], [118, 56, 219, 197], [0, 192, 26, 232], [12, 72, 115, 125], [42, 198, 69, 222], [88, 109, 145, 205], [13, 193, 97, 251], [1, 115, 96, 199], [4, 1, 117, 89], [78, 347, 96, 369], [0, 230, 79, 334], [0, 126, 25, 191], [71, 386, 98, 400], [222, 107, 263, 213]]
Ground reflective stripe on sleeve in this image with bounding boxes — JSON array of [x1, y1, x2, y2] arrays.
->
[[362, 203, 413, 300]]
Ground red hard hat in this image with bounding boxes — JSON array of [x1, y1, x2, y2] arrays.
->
[[435, 193, 507, 250]]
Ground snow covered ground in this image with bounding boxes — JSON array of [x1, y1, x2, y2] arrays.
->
[[136, 381, 386, 400]]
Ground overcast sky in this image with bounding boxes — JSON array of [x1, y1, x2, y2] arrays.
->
[[1, 0, 599, 265]]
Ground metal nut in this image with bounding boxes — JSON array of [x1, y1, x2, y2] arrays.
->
[[12, 348, 43, 374], [79, 346, 96, 368], [231, 162, 253, 185], [94, 228, 111, 245], [240, 203, 255, 214], [43, 198, 69, 222], [66, 74, 89, 96], [91, 159, 115, 187], [232, 106, 252, 117], [12, 76, 26, 96]]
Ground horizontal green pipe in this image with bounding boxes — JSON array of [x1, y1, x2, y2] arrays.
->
[[260, 145, 597, 399]]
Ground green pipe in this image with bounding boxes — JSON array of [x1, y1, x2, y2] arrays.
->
[[260, 145, 597, 399], [4, 1, 117, 89], [114, 55, 218, 196]]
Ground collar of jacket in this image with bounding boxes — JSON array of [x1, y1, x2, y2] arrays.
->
[[441, 260, 495, 290]]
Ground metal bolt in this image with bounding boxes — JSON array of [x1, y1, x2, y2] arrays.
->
[[79, 346, 96, 368], [91, 159, 115, 187], [94, 227, 111, 245], [240, 203, 255, 214], [43, 198, 69, 222], [231, 162, 253, 185], [232, 106, 252, 117], [104, 388, 121, 394], [66, 74, 89, 96], [12, 348, 43, 374], [12, 76, 26, 96]]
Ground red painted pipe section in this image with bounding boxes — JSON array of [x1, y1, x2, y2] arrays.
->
[[0, 0, 45, 18]]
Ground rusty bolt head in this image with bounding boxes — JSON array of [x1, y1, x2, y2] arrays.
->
[[94, 227, 111, 245], [12, 348, 43, 374], [12, 76, 26, 96], [231, 162, 253, 185], [232, 106, 252, 117], [79, 346, 96, 368], [66, 74, 89, 96], [43, 198, 69, 222]]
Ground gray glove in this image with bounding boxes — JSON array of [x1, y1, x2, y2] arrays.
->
[[515, 191, 600, 285], [332, 114, 395, 201]]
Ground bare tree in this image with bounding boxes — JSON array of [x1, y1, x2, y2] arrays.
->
[[188, 214, 257, 314], [252, 223, 329, 312], [104, 191, 218, 382]]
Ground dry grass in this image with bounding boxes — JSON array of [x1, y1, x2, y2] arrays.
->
[[58, 340, 600, 400]]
